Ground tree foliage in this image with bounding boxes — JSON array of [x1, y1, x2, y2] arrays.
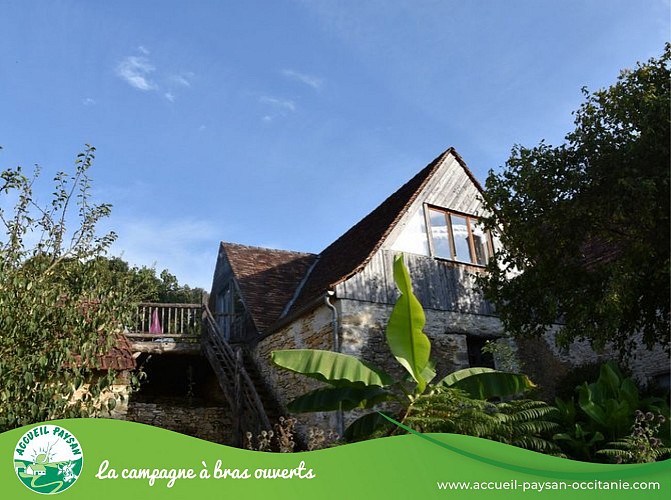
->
[[0, 146, 134, 431], [95, 257, 206, 304], [478, 45, 670, 354]]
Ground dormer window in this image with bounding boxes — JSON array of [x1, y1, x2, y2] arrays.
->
[[427, 207, 493, 266]]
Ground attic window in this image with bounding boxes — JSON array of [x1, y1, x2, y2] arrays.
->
[[427, 207, 492, 266]]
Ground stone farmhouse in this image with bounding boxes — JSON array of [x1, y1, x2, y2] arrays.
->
[[207, 147, 669, 436], [121, 147, 668, 445]]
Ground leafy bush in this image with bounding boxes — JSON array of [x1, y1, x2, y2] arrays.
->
[[405, 388, 560, 455], [553, 361, 670, 461], [0, 146, 135, 430]]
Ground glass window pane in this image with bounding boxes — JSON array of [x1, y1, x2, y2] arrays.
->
[[450, 214, 473, 263], [471, 221, 491, 265], [428, 209, 451, 259], [390, 209, 430, 256]]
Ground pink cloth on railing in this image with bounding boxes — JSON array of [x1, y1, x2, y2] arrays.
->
[[149, 309, 162, 334]]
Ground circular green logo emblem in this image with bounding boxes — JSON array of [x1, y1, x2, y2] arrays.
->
[[13, 424, 83, 494]]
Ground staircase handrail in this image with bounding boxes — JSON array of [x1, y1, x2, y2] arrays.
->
[[202, 304, 272, 432]]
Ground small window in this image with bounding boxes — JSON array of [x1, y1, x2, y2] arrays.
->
[[427, 207, 493, 265]]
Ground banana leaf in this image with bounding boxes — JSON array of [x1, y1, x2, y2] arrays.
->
[[271, 349, 393, 387], [437, 367, 536, 399], [288, 386, 393, 413], [344, 412, 395, 442], [386, 254, 431, 392]]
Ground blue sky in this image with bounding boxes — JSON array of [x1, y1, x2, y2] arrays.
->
[[1, 1, 668, 289]]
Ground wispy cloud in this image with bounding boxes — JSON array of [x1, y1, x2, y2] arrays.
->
[[82, 97, 96, 106], [115, 47, 194, 102], [116, 55, 157, 91], [259, 96, 296, 112], [170, 72, 195, 87], [282, 69, 323, 89]]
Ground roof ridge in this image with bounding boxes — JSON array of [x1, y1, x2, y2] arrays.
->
[[278, 254, 321, 319], [325, 147, 453, 288], [221, 241, 316, 257]]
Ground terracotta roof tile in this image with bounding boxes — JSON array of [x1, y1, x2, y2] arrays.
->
[[72, 333, 136, 371], [221, 243, 317, 332], [101, 334, 136, 370]]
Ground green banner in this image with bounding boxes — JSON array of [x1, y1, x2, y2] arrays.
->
[[1, 419, 669, 499]]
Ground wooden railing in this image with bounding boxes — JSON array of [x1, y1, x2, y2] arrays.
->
[[126, 303, 202, 343], [202, 304, 271, 443], [121, 302, 272, 443]]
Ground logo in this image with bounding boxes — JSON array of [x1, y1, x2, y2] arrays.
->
[[13, 425, 83, 494]]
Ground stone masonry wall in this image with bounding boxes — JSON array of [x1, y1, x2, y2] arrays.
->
[[254, 298, 669, 437], [126, 400, 234, 444], [517, 328, 671, 396], [254, 304, 338, 434], [339, 299, 502, 380]]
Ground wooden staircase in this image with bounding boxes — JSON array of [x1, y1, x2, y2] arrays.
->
[[201, 304, 280, 445]]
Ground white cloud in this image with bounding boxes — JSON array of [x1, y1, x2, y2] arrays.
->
[[115, 49, 195, 103], [170, 72, 195, 87], [282, 69, 323, 89], [82, 97, 96, 106], [116, 55, 157, 91], [259, 95, 296, 112]]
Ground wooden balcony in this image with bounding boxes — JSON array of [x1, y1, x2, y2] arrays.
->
[[125, 303, 203, 354]]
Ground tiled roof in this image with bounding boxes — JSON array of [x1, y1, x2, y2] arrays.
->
[[99, 334, 136, 370], [221, 242, 317, 332], [72, 333, 136, 371], [286, 147, 470, 316]]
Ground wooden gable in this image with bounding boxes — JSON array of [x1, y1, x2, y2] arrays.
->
[[334, 150, 495, 315]]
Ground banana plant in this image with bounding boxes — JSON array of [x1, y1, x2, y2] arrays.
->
[[271, 254, 536, 441]]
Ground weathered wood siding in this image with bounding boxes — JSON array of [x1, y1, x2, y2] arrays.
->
[[336, 153, 495, 315], [209, 246, 257, 342], [421, 154, 486, 215], [336, 250, 494, 314]]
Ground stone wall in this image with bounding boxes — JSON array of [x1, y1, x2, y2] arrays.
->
[[71, 372, 132, 420], [515, 329, 671, 399], [339, 299, 502, 380], [252, 299, 506, 435], [126, 399, 234, 444], [254, 304, 338, 434], [252, 293, 670, 442]]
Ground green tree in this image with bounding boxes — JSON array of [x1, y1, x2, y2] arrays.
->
[[0, 146, 135, 431], [95, 257, 205, 304], [478, 45, 670, 355]]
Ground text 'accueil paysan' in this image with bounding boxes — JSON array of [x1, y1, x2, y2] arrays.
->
[[13, 425, 83, 494]]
